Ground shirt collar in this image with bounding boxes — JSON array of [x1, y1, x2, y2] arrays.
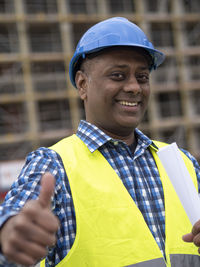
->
[[134, 128, 158, 158], [135, 128, 158, 151], [76, 120, 111, 152], [76, 120, 157, 153]]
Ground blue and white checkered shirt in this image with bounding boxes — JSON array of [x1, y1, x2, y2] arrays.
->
[[0, 120, 200, 267]]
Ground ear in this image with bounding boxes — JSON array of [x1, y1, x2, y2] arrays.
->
[[75, 70, 88, 100]]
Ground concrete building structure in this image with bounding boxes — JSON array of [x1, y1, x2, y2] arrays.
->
[[0, 0, 200, 197]]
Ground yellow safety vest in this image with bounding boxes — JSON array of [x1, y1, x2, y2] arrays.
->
[[41, 135, 200, 267]]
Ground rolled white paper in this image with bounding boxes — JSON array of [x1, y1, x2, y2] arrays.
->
[[157, 142, 200, 226]]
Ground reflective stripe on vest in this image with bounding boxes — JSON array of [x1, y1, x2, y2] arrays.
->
[[41, 255, 200, 267], [125, 257, 166, 266], [170, 254, 200, 267], [41, 135, 200, 267], [126, 254, 200, 267]]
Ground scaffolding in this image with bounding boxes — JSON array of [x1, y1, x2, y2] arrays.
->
[[0, 0, 200, 165]]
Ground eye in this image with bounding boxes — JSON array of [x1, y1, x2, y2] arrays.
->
[[136, 73, 149, 83], [110, 72, 125, 81]]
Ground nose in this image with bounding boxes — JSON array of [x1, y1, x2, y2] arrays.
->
[[123, 76, 141, 94]]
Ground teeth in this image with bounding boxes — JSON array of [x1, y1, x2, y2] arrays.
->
[[119, 101, 138, 107]]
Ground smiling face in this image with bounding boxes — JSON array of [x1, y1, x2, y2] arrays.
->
[[75, 47, 151, 142]]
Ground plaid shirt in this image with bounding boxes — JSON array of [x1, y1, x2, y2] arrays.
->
[[0, 120, 200, 267]]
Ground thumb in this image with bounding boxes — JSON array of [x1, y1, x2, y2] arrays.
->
[[182, 233, 194, 243], [38, 172, 55, 208]]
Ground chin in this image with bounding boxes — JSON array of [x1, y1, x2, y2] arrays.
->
[[119, 119, 140, 129]]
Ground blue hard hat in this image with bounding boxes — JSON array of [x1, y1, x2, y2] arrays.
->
[[69, 17, 165, 88]]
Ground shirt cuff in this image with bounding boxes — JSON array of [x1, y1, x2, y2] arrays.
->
[[0, 212, 18, 229]]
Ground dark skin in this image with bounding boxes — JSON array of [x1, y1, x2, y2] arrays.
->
[[76, 48, 151, 146], [0, 48, 200, 266]]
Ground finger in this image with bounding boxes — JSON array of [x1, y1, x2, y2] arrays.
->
[[38, 172, 55, 209], [3, 246, 38, 267], [182, 233, 194, 242], [22, 200, 59, 232], [192, 220, 200, 236], [13, 239, 47, 262], [193, 233, 200, 247], [12, 215, 57, 247]]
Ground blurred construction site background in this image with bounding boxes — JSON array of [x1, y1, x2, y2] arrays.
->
[[0, 0, 200, 200]]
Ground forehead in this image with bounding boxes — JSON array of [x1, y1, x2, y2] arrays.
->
[[87, 47, 150, 67]]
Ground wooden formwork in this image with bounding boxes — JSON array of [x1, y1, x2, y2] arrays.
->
[[0, 0, 199, 162]]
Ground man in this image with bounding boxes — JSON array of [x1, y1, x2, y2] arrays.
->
[[0, 17, 200, 267]]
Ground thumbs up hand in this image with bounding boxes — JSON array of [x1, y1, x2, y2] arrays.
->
[[0, 173, 60, 266]]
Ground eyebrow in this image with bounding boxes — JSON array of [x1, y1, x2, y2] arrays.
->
[[108, 64, 150, 71]]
